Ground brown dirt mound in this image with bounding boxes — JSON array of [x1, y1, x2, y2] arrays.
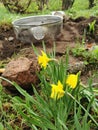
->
[[0, 16, 98, 60]]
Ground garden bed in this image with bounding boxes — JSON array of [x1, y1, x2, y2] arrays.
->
[[0, 16, 98, 85], [0, 15, 98, 130]]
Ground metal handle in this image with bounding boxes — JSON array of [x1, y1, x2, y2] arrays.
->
[[29, 26, 48, 40]]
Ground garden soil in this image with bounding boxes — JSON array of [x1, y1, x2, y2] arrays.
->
[[0, 16, 98, 87]]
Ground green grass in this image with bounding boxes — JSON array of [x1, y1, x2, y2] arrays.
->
[[0, 4, 21, 24], [67, 0, 98, 18], [0, 0, 98, 24]]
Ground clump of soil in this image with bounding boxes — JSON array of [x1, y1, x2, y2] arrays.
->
[[0, 16, 98, 85]]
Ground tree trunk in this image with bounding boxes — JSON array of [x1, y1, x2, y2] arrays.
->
[[89, 0, 95, 8], [62, 0, 75, 10]]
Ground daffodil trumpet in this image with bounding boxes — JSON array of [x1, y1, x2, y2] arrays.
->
[[66, 73, 79, 89], [38, 50, 58, 69], [50, 80, 65, 100]]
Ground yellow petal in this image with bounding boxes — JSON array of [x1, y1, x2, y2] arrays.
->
[[51, 81, 65, 99], [38, 51, 51, 69], [50, 84, 57, 99], [66, 74, 78, 89]]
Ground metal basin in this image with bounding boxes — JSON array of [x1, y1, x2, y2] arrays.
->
[[12, 15, 63, 43]]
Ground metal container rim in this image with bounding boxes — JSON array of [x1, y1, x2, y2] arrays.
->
[[12, 15, 62, 27]]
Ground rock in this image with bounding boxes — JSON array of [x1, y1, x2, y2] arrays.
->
[[1, 57, 40, 91], [69, 61, 86, 73], [8, 36, 14, 42]]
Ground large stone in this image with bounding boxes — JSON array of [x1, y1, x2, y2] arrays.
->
[[1, 57, 40, 91]]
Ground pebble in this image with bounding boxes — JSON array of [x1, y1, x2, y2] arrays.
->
[[8, 37, 14, 42]]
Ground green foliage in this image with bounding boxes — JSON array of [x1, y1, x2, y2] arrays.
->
[[67, 0, 98, 18], [71, 43, 98, 65], [74, 103, 91, 130], [88, 20, 96, 34], [0, 46, 98, 129], [5, 48, 97, 130], [0, 82, 25, 130], [91, 46, 98, 59], [0, 122, 4, 130]]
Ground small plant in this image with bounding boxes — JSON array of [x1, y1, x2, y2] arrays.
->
[[88, 20, 96, 34], [0, 81, 27, 130], [91, 46, 98, 59], [71, 43, 88, 59], [71, 43, 98, 65]]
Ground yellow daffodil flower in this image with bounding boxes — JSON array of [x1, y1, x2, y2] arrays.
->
[[38, 51, 51, 69], [66, 73, 78, 89], [51, 80, 65, 99]]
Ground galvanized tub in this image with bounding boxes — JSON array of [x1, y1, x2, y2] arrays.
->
[[12, 15, 63, 43]]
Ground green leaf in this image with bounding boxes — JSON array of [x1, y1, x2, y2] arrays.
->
[[0, 123, 4, 130], [74, 102, 81, 130], [57, 117, 68, 130]]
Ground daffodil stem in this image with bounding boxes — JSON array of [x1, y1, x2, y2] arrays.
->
[[0, 76, 13, 85], [67, 92, 98, 127], [51, 58, 59, 64]]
